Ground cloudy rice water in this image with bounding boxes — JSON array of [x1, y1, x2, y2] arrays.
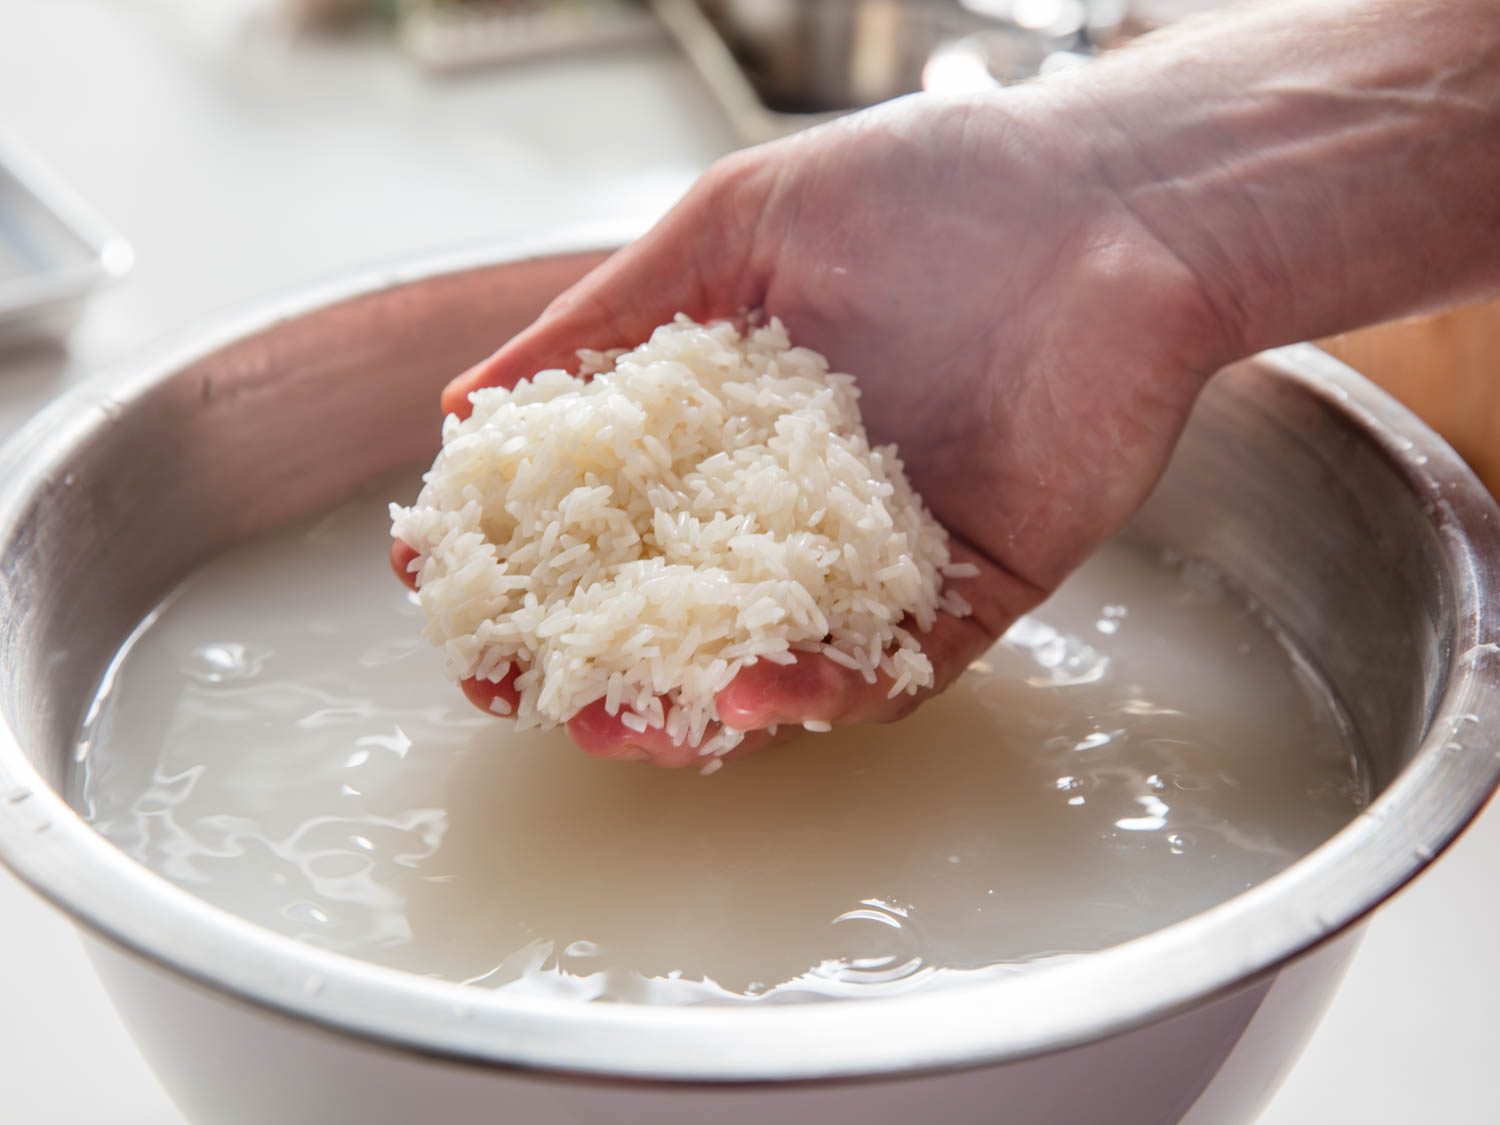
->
[[72, 482, 1369, 1003]]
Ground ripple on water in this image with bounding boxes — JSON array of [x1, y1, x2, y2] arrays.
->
[[69, 481, 1371, 1006], [183, 642, 270, 685]]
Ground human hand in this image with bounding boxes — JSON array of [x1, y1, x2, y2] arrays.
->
[[399, 87, 1237, 764]]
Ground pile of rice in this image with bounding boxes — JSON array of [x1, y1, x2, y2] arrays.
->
[[391, 315, 974, 761]]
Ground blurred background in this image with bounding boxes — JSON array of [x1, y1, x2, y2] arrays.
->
[[0, 1, 1496, 1122]]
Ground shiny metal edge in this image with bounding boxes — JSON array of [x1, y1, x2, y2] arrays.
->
[[0, 239, 1497, 1084]]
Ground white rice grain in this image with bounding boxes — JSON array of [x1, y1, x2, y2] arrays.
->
[[391, 315, 970, 754]]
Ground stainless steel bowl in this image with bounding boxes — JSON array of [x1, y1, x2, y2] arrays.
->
[[655, 0, 1095, 142], [702, 0, 1075, 112], [1, 238, 1498, 1125]]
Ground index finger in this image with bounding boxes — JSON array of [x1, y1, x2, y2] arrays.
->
[[716, 543, 1044, 731], [441, 158, 772, 418]]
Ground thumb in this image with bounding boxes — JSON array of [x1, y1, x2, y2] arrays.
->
[[442, 158, 774, 419]]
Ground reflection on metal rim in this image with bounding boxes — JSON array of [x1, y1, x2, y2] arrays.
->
[[0, 234, 1497, 1085]]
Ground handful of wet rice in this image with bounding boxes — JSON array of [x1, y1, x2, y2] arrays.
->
[[391, 316, 974, 759]]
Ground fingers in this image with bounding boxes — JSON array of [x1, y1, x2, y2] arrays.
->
[[439, 256, 701, 419], [715, 544, 1043, 733], [568, 711, 792, 769], [391, 539, 420, 591], [712, 616, 989, 733], [459, 668, 522, 718], [566, 699, 683, 763], [400, 546, 760, 767], [562, 592, 1004, 765], [457, 667, 747, 767], [459, 674, 795, 768], [440, 158, 772, 419], [428, 542, 1044, 764]]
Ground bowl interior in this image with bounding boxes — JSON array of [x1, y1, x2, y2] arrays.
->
[[0, 255, 1451, 797], [0, 248, 609, 791], [0, 242, 1496, 1080]]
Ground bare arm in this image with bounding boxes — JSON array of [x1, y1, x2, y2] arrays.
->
[[1060, 0, 1500, 354], [423, 0, 1500, 763]]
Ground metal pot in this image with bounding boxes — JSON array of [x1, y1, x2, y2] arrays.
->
[[1, 238, 1497, 1125]]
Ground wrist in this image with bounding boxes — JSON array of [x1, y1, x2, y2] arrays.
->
[[989, 81, 1253, 376], [1040, 0, 1500, 359]]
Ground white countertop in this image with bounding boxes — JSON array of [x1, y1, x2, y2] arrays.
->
[[0, 2, 1494, 1121]]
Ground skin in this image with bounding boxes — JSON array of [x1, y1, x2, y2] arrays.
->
[[396, 0, 1500, 765]]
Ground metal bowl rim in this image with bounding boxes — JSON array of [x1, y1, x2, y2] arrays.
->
[[0, 235, 1497, 1084]]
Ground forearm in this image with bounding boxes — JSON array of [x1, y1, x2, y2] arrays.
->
[[1047, 0, 1500, 359]]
